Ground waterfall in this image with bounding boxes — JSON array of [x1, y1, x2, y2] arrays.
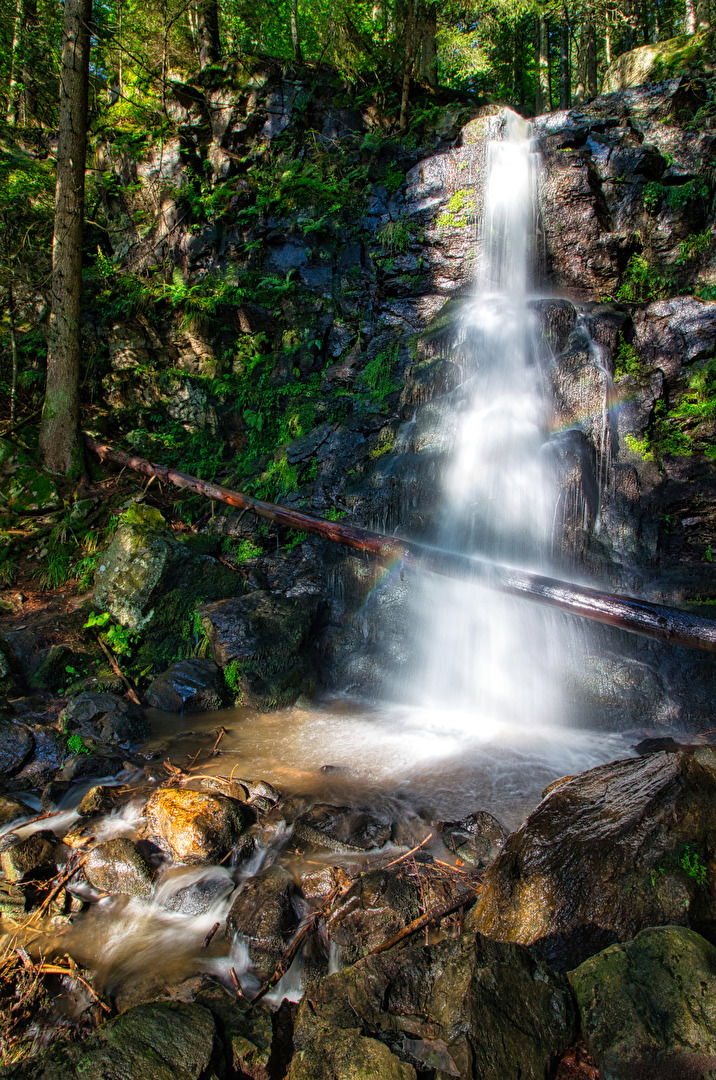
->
[[394, 110, 566, 733]]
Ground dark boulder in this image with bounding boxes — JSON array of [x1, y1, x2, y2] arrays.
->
[[471, 748, 716, 970], [146, 786, 245, 864], [437, 809, 507, 868], [145, 658, 223, 713], [294, 804, 392, 853], [200, 590, 320, 709], [60, 692, 149, 749], [225, 864, 297, 982], [0, 831, 57, 883], [324, 867, 424, 966], [289, 931, 577, 1080]]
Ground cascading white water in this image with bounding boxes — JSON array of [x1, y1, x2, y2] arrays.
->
[[397, 110, 566, 731]]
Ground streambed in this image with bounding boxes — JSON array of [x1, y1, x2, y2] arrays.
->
[[4, 698, 635, 1009]]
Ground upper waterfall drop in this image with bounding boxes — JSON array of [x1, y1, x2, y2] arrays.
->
[[394, 109, 567, 732]]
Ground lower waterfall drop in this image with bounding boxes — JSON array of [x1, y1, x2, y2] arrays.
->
[[396, 109, 568, 736]]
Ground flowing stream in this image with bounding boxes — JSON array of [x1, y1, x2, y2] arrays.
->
[[17, 110, 638, 1005]]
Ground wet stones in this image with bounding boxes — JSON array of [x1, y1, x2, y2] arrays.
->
[[225, 865, 297, 982], [146, 787, 245, 864], [471, 748, 716, 970], [293, 804, 392, 853], [569, 925, 716, 1079], [145, 659, 223, 713], [84, 838, 153, 899]]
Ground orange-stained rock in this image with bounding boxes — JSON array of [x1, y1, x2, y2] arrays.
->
[[146, 786, 245, 864]]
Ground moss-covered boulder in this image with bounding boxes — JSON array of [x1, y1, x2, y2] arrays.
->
[[225, 864, 297, 982], [146, 786, 245, 863], [92, 504, 241, 674], [569, 926, 716, 1078], [471, 748, 716, 971], [200, 590, 320, 709], [289, 931, 577, 1080], [1, 1000, 218, 1080], [2, 464, 61, 513], [602, 29, 715, 92]]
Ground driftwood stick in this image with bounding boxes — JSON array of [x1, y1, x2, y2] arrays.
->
[[369, 887, 481, 955], [381, 834, 433, 870], [85, 436, 716, 655]]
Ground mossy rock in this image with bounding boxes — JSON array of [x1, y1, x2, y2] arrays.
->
[[92, 507, 242, 676], [569, 926, 716, 1077], [2, 1000, 218, 1080], [602, 29, 716, 92], [2, 464, 60, 513], [0, 437, 31, 477]]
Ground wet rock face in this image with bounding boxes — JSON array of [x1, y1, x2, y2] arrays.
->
[[0, 717, 34, 778], [291, 931, 577, 1080], [145, 658, 223, 713], [200, 590, 320, 709], [569, 925, 716, 1079], [536, 80, 716, 299], [225, 864, 297, 982], [61, 692, 149, 749], [146, 787, 245, 864], [84, 838, 153, 898], [471, 748, 716, 971]]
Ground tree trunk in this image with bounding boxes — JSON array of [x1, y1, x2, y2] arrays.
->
[[8, 281, 18, 429], [586, 17, 598, 98], [39, 0, 91, 477], [6, 0, 24, 125], [535, 14, 550, 114], [21, 0, 38, 120], [686, 0, 696, 32], [399, 0, 416, 129], [559, 20, 571, 108], [196, 0, 221, 69], [290, 0, 302, 62], [696, 0, 711, 29], [420, 1, 437, 86], [85, 436, 716, 657]]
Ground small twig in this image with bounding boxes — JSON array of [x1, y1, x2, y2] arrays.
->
[[31, 853, 91, 921], [381, 833, 433, 870], [369, 888, 481, 956], [202, 922, 220, 949], [96, 637, 141, 706], [432, 858, 468, 875], [209, 728, 225, 755], [229, 967, 242, 996]]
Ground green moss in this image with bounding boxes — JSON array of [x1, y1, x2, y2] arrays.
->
[[437, 187, 475, 232], [614, 334, 644, 379], [616, 254, 673, 302]]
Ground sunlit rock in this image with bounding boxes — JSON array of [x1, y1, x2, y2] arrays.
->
[[471, 748, 716, 970], [146, 786, 245, 864]]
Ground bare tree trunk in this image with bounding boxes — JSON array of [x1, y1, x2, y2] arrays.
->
[[8, 281, 18, 429], [290, 0, 302, 61], [535, 14, 550, 114], [696, 0, 711, 29], [686, 0, 696, 32], [559, 20, 570, 109], [586, 17, 598, 98], [573, 23, 586, 103], [39, 0, 91, 477], [21, 0, 37, 120], [196, 0, 221, 69], [6, 0, 24, 125], [420, 1, 437, 86], [399, 0, 415, 129]]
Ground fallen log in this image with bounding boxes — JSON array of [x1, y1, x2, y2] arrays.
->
[[86, 436, 716, 656]]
